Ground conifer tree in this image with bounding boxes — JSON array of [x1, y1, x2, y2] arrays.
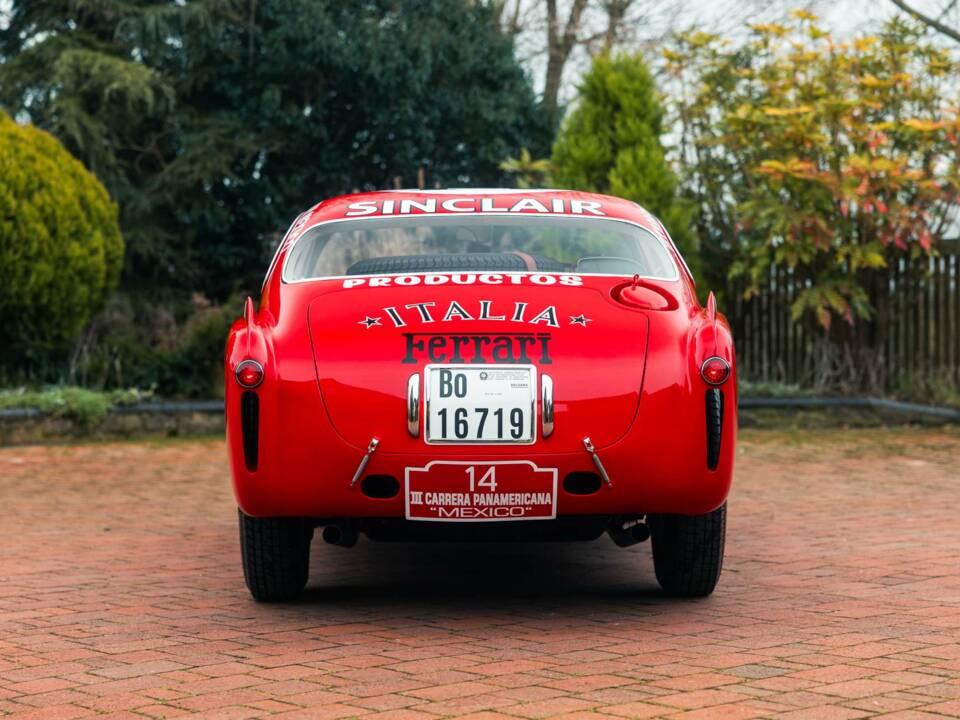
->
[[551, 54, 697, 276]]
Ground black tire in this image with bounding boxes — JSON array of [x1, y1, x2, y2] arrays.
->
[[239, 510, 313, 601], [648, 503, 726, 597]]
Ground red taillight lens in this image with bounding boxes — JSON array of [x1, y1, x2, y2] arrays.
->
[[700, 356, 730, 385], [235, 359, 264, 389]]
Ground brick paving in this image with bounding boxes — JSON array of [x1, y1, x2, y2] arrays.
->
[[1, 428, 960, 719]]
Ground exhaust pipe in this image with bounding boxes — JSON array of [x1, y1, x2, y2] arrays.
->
[[322, 523, 358, 547], [607, 517, 650, 547]]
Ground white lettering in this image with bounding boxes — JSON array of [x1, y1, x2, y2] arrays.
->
[[570, 200, 606, 216], [440, 198, 475, 212], [478, 300, 505, 320], [342, 278, 367, 288], [530, 274, 556, 285], [509, 198, 550, 213], [405, 302, 436, 322], [399, 198, 437, 214], [442, 301, 473, 321], [344, 201, 378, 217], [529, 306, 560, 327], [384, 307, 406, 327], [480, 197, 510, 212]]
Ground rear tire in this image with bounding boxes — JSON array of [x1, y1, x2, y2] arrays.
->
[[239, 510, 313, 601], [648, 503, 726, 597]]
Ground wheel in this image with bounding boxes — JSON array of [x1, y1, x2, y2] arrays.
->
[[238, 510, 313, 601], [648, 503, 726, 597]]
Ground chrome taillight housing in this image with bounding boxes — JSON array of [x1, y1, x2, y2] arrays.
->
[[700, 356, 730, 386], [235, 359, 264, 389]]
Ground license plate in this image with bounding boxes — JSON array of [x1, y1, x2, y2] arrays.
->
[[424, 365, 536, 444], [405, 461, 557, 521]]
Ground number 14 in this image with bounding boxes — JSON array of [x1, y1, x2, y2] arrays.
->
[[466, 466, 498, 492]]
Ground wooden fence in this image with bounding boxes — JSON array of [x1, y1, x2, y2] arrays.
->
[[728, 241, 960, 392]]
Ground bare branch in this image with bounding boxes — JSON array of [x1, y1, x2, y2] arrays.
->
[[890, 0, 960, 42], [542, 0, 590, 110]]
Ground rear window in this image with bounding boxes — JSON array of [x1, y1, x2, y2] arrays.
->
[[282, 215, 678, 282]]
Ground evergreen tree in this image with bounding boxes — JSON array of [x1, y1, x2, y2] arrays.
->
[[551, 54, 698, 278], [0, 0, 550, 299]]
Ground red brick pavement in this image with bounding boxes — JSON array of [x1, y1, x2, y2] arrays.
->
[[1, 428, 960, 719]]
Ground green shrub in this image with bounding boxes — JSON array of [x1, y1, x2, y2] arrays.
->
[[0, 111, 123, 373], [71, 293, 245, 399], [0, 386, 152, 427], [551, 54, 699, 280]]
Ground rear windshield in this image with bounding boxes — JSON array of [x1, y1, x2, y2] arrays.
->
[[282, 215, 678, 282]]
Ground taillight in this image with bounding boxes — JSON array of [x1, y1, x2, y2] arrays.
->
[[700, 356, 730, 386], [235, 359, 264, 389]]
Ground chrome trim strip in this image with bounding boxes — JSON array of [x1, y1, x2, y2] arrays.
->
[[541, 374, 554, 438], [279, 213, 681, 284], [407, 373, 420, 437]]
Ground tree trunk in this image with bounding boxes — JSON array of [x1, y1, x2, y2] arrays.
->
[[541, 0, 589, 112]]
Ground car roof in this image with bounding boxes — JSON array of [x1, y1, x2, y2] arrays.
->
[[291, 189, 667, 241], [264, 189, 693, 288]]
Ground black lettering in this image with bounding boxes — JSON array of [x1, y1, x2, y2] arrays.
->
[[402, 334, 424, 364], [538, 334, 553, 364], [439, 369, 453, 397], [428, 336, 446, 361], [491, 336, 516, 363], [471, 336, 491, 363], [450, 336, 470, 363], [401, 333, 552, 364], [515, 335, 536, 363]]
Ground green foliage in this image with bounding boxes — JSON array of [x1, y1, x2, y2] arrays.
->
[[550, 53, 698, 277], [0, 386, 152, 427], [0, 0, 549, 300], [71, 293, 245, 399], [0, 111, 123, 371], [501, 149, 552, 188], [665, 12, 960, 330]]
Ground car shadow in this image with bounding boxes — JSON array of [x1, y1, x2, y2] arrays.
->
[[296, 538, 683, 611]]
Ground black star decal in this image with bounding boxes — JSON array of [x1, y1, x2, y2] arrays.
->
[[569, 314, 592, 326], [358, 316, 382, 329]]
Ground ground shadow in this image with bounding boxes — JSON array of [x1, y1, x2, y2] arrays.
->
[[295, 537, 688, 612]]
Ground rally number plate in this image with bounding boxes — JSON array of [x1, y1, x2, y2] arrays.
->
[[405, 461, 557, 521], [424, 364, 536, 444]]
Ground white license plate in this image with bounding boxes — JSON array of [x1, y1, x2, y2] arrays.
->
[[424, 365, 536, 444]]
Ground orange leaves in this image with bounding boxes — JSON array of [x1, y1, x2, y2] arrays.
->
[[902, 118, 945, 132], [668, 11, 959, 330], [763, 106, 814, 117], [757, 158, 827, 183]]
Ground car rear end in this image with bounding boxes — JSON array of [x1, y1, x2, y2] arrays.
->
[[226, 191, 736, 601]]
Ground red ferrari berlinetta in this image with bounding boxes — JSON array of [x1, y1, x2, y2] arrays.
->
[[225, 189, 736, 600]]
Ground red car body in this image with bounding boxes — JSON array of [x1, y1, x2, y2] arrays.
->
[[226, 189, 736, 599]]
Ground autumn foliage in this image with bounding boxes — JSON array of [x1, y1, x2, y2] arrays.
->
[[666, 12, 960, 330]]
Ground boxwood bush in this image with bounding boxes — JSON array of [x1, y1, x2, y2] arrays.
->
[[0, 111, 123, 374]]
